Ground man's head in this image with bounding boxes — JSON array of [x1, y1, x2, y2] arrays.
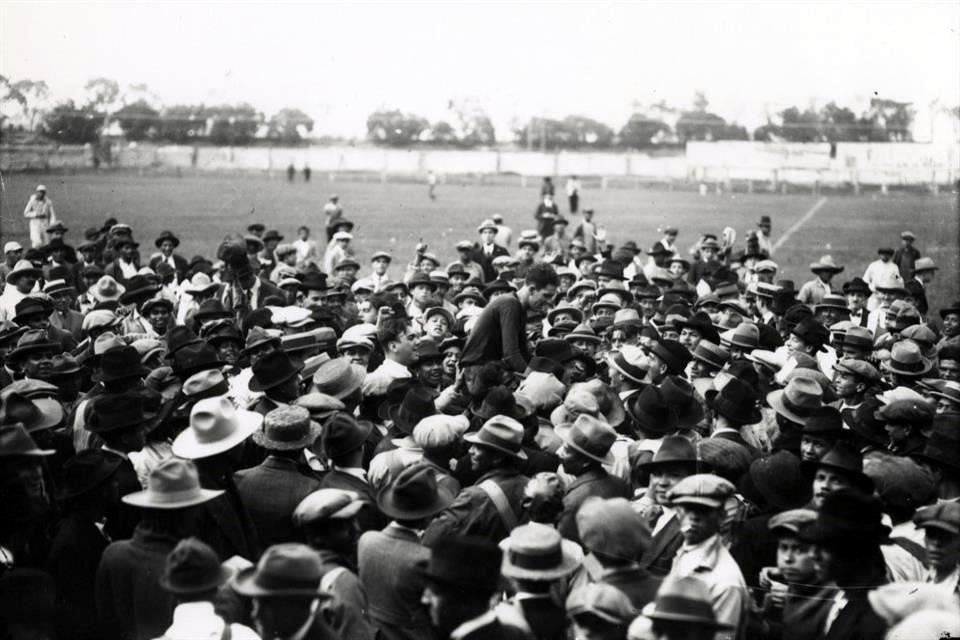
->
[[522, 263, 559, 315], [297, 225, 310, 240], [378, 317, 418, 367], [914, 503, 960, 578], [667, 474, 735, 545], [768, 509, 818, 585], [939, 345, 960, 382]]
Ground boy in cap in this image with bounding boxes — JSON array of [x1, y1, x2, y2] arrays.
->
[[566, 582, 635, 640], [666, 473, 746, 636], [913, 502, 960, 590]]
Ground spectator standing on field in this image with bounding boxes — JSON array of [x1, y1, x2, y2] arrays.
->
[[566, 175, 581, 214], [427, 170, 438, 201], [535, 193, 560, 241], [324, 194, 344, 242], [893, 231, 921, 282], [23, 185, 58, 249]]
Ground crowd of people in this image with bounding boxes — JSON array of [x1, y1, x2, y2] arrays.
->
[[2, 180, 959, 640]]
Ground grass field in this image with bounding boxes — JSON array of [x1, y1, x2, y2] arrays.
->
[[1, 172, 958, 312]]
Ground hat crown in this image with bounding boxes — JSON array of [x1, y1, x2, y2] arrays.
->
[[818, 444, 864, 474], [568, 414, 616, 458], [294, 489, 361, 524], [147, 458, 204, 496], [263, 406, 312, 444], [668, 473, 735, 505], [628, 385, 677, 435], [645, 575, 718, 625], [388, 465, 441, 511], [783, 376, 824, 408], [890, 340, 923, 364], [576, 497, 650, 560], [253, 544, 323, 590], [507, 522, 564, 561], [0, 423, 47, 456], [189, 396, 245, 446], [473, 415, 524, 454], [164, 537, 221, 590], [651, 436, 698, 465]]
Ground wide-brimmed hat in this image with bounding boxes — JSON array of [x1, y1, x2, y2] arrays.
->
[[626, 385, 678, 437], [232, 544, 329, 598], [57, 450, 122, 501], [659, 376, 704, 428], [690, 340, 730, 371], [591, 293, 623, 314], [0, 423, 54, 456], [154, 230, 181, 249], [638, 436, 701, 472], [12, 296, 53, 324], [407, 271, 437, 292], [606, 344, 648, 384], [928, 381, 960, 407], [322, 412, 373, 459], [184, 272, 220, 297], [123, 458, 223, 509], [675, 311, 720, 344], [501, 523, 582, 581], [0, 391, 64, 433], [6, 329, 61, 362], [790, 318, 830, 353], [172, 342, 224, 378], [172, 396, 262, 459], [463, 415, 527, 460], [767, 376, 824, 424], [706, 378, 761, 425], [311, 357, 365, 400], [249, 350, 303, 392], [882, 341, 933, 377], [118, 275, 161, 306], [815, 294, 849, 315], [743, 450, 809, 512], [805, 443, 874, 494], [159, 537, 232, 595], [809, 255, 844, 274], [253, 406, 322, 451], [841, 277, 871, 296], [556, 414, 617, 465], [193, 299, 231, 323], [377, 463, 455, 520], [650, 338, 691, 375], [799, 488, 890, 545], [93, 345, 151, 384], [420, 536, 503, 594], [389, 385, 438, 435], [642, 575, 733, 629], [5, 259, 41, 284], [568, 584, 635, 626]]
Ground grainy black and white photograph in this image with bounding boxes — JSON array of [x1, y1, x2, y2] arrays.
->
[[1, 2, 959, 639]]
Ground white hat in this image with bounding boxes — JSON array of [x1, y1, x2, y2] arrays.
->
[[172, 396, 263, 459], [333, 231, 353, 241], [3, 241, 23, 253], [35, 184, 47, 192]]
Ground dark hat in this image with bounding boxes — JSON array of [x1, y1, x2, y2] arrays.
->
[[407, 271, 437, 292], [13, 296, 53, 323], [642, 575, 732, 630], [807, 443, 874, 494], [463, 415, 527, 460], [675, 311, 720, 345], [250, 350, 302, 392], [154, 230, 180, 249], [0, 391, 63, 433], [638, 435, 700, 472], [842, 277, 871, 296], [232, 544, 329, 598], [173, 342, 224, 378], [626, 385, 678, 437], [482, 279, 513, 298], [262, 229, 283, 242], [94, 346, 150, 383], [247, 223, 265, 234], [659, 376, 704, 428], [193, 299, 231, 323], [298, 271, 328, 293], [744, 450, 808, 511], [939, 302, 960, 319], [57, 450, 122, 500], [791, 317, 830, 352], [389, 385, 438, 435], [88, 392, 146, 433], [421, 536, 503, 594], [322, 412, 373, 459], [377, 463, 455, 520], [414, 336, 444, 363], [0, 423, 54, 457], [913, 502, 960, 535], [118, 276, 161, 306], [799, 488, 889, 545], [877, 247, 894, 255], [650, 338, 692, 375], [535, 338, 576, 365], [595, 260, 626, 280], [160, 537, 231, 594], [706, 378, 761, 425], [165, 325, 203, 360], [802, 407, 847, 438], [205, 323, 244, 347], [7, 329, 60, 361], [253, 406, 321, 451], [917, 413, 960, 472], [646, 242, 672, 256], [140, 296, 173, 317]]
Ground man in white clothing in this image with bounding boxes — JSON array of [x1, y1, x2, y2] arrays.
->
[[23, 185, 58, 248], [862, 247, 900, 311]]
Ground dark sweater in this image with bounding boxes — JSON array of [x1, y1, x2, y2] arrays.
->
[[460, 294, 529, 372]]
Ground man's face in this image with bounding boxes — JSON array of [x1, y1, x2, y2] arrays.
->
[[800, 435, 833, 463], [639, 299, 656, 317], [417, 258, 436, 273], [777, 537, 816, 584], [417, 358, 444, 388], [35, 191, 46, 201], [649, 464, 689, 505], [6, 249, 23, 264], [676, 503, 722, 545], [252, 598, 316, 640], [678, 328, 702, 352], [832, 371, 861, 399], [248, 343, 278, 367], [526, 284, 558, 314], [442, 347, 460, 376], [372, 258, 389, 275], [148, 307, 171, 333], [343, 346, 370, 368], [812, 468, 852, 509], [389, 324, 419, 366], [939, 359, 960, 382], [159, 240, 175, 256], [518, 245, 534, 261], [645, 353, 668, 384], [216, 341, 241, 366], [759, 224, 771, 235], [701, 247, 718, 262], [22, 350, 55, 379], [569, 339, 596, 357], [302, 289, 325, 308], [411, 284, 433, 306], [925, 527, 960, 573], [424, 315, 449, 339], [14, 274, 37, 294], [21, 312, 49, 332], [121, 244, 137, 260], [785, 333, 811, 355], [468, 444, 497, 475], [480, 229, 496, 245], [841, 344, 870, 361], [669, 262, 686, 278], [690, 359, 715, 379], [885, 422, 911, 445], [943, 313, 960, 338]]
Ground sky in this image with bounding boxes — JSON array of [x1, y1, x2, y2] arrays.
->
[[2, 1, 959, 139]]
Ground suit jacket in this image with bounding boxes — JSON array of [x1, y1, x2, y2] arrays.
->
[[710, 431, 760, 458], [95, 524, 178, 640], [475, 243, 510, 282], [520, 445, 559, 477], [599, 564, 662, 611], [47, 512, 110, 640], [316, 549, 377, 640], [195, 471, 261, 561], [234, 454, 322, 548], [320, 469, 388, 532], [49, 308, 85, 341], [422, 469, 529, 547], [148, 253, 189, 281], [102, 451, 142, 542], [359, 524, 437, 640], [823, 594, 889, 640], [511, 597, 566, 640], [556, 468, 630, 543], [640, 513, 683, 577], [451, 611, 532, 640], [103, 259, 139, 287]]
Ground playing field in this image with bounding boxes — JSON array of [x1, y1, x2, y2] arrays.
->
[[1, 172, 958, 312]]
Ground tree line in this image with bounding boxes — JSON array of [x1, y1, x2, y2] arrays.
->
[[1, 76, 918, 148]]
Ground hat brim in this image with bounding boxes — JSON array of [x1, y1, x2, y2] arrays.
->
[[766, 390, 811, 424], [171, 410, 262, 459], [249, 362, 303, 392], [802, 460, 874, 494], [252, 421, 322, 451], [643, 607, 733, 630], [555, 424, 614, 465], [93, 364, 152, 384], [22, 398, 65, 432], [462, 432, 527, 460], [881, 358, 934, 377], [122, 486, 224, 509], [160, 564, 231, 595], [638, 455, 701, 472], [500, 539, 583, 581], [605, 354, 647, 385], [230, 567, 328, 598], [5, 267, 42, 283], [7, 342, 62, 362], [155, 237, 181, 249], [57, 458, 123, 501], [377, 484, 455, 520], [670, 495, 725, 509]]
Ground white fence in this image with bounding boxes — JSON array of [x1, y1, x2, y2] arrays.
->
[[3, 141, 958, 187]]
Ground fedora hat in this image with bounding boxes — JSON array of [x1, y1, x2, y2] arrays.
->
[[421, 536, 503, 594], [626, 385, 678, 437], [298, 271, 328, 293], [842, 277, 871, 296], [140, 296, 173, 317], [809, 255, 844, 274], [815, 294, 849, 314], [0, 391, 64, 433], [123, 458, 223, 509], [172, 342, 224, 378], [929, 381, 960, 407], [48, 353, 83, 377], [801, 407, 847, 438], [724, 323, 760, 350], [164, 325, 202, 359], [12, 296, 53, 323], [389, 385, 438, 435], [250, 350, 303, 392], [501, 523, 582, 581], [806, 443, 874, 494], [659, 375, 704, 428], [610, 308, 643, 330], [239, 325, 280, 354], [86, 392, 147, 435], [639, 436, 700, 472], [311, 357, 365, 400], [767, 375, 824, 424], [453, 286, 486, 306], [675, 311, 720, 345], [172, 396, 262, 459], [160, 537, 232, 595], [556, 414, 617, 465], [597, 282, 634, 305], [642, 575, 732, 629], [567, 584, 635, 626], [690, 340, 730, 371], [799, 488, 889, 545], [939, 302, 960, 319], [5, 259, 41, 284], [547, 305, 584, 327], [843, 325, 875, 351], [119, 275, 161, 306], [7, 330, 60, 362], [463, 415, 527, 460], [0, 423, 54, 457], [547, 320, 578, 338], [882, 341, 933, 377], [650, 338, 691, 375], [294, 393, 346, 422], [407, 271, 437, 292], [573, 379, 627, 427], [606, 345, 649, 384], [41, 279, 75, 297], [181, 369, 231, 403], [322, 412, 373, 459], [57, 450, 122, 501], [154, 230, 181, 249], [377, 463, 455, 520], [232, 543, 329, 598], [193, 299, 231, 323], [414, 337, 443, 364], [706, 378, 761, 425], [253, 406, 322, 451]]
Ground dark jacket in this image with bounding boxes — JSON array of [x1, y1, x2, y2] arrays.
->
[[556, 467, 630, 544], [511, 596, 566, 640], [358, 523, 437, 640], [49, 308, 85, 341], [422, 469, 529, 547], [47, 512, 110, 640], [319, 469, 387, 532], [234, 454, 322, 547], [148, 254, 189, 281], [95, 524, 178, 640], [460, 295, 529, 372], [475, 243, 510, 282], [640, 512, 683, 577], [194, 470, 261, 561], [822, 592, 889, 640], [102, 450, 141, 542], [316, 548, 377, 640], [599, 564, 662, 610]]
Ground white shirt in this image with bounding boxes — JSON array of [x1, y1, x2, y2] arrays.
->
[[118, 258, 138, 280], [671, 534, 746, 637], [361, 358, 411, 397], [158, 602, 260, 640]]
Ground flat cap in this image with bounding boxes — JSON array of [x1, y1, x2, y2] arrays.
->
[[913, 502, 960, 535], [576, 497, 651, 560], [833, 358, 882, 383], [768, 508, 818, 535], [566, 583, 635, 625], [667, 473, 735, 509], [293, 489, 365, 525]]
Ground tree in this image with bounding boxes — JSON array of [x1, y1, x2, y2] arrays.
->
[[367, 109, 429, 146], [820, 102, 861, 142], [675, 93, 747, 143], [157, 104, 207, 143], [114, 100, 160, 141], [0, 77, 50, 132], [267, 107, 315, 144], [428, 120, 458, 145], [207, 103, 261, 145], [864, 98, 913, 142], [84, 77, 120, 111], [43, 100, 103, 143], [561, 115, 615, 148], [456, 112, 496, 148], [619, 113, 671, 148]]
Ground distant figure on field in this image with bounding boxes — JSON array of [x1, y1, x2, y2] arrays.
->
[[23, 184, 58, 249], [324, 194, 344, 242], [303, 164, 312, 182], [286, 163, 296, 182], [535, 193, 560, 241], [541, 176, 555, 197], [566, 175, 581, 214], [428, 170, 437, 201]]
